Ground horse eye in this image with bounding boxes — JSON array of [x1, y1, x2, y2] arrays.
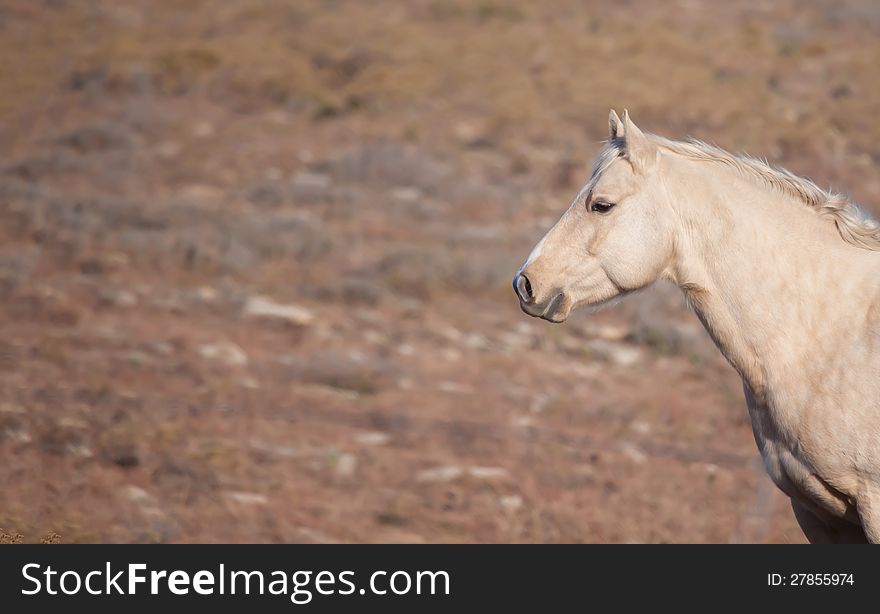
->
[[590, 200, 615, 213]]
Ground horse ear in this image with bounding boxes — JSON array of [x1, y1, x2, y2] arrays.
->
[[608, 109, 622, 140], [621, 109, 659, 172]]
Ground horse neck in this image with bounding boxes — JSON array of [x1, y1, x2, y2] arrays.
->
[[662, 155, 867, 399]]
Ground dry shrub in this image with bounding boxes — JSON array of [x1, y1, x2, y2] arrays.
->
[[376, 244, 516, 300], [289, 351, 396, 396]]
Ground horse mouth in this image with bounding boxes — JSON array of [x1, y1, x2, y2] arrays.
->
[[519, 292, 569, 323]]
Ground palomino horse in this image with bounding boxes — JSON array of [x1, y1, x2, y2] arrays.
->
[[514, 110, 880, 543]]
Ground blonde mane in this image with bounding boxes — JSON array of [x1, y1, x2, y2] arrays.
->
[[599, 135, 880, 251]]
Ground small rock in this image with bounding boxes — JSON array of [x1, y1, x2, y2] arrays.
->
[[199, 342, 249, 366], [335, 453, 357, 477], [353, 431, 390, 446], [436, 325, 463, 343], [499, 495, 523, 511], [99, 288, 138, 308], [468, 466, 509, 480], [244, 296, 314, 326], [416, 466, 463, 483], [619, 442, 647, 464], [529, 394, 551, 413], [452, 121, 492, 148], [249, 440, 303, 458], [239, 376, 260, 389], [3, 428, 31, 443], [437, 381, 471, 394], [463, 333, 489, 350], [630, 420, 651, 435], [196, 286, 218, 302], [363, 330, 386, 345], [346, 349, 367, 363], [592, 323, 631, 341], [512, 415, 534, 429], [514, 322, 534, 335], [292, 171, 331, 189], [122, 485, 154, 505], [180, 184, 222, 203], [224, 491, 268, 506], [587, 339, 642, 367], [68, 443, 94, 459], [58, 417, 88, 429], [416, 465, 509, 483], [390, 187, 422, 203], [442, 348, 461, 362], [295, 526, 339, 544]]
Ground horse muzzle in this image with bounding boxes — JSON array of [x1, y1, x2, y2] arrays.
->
[[512, 273, 570, 322]]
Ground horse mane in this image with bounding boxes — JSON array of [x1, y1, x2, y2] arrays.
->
[[602, 135, 880, 251], [659, 136, 880, 250]]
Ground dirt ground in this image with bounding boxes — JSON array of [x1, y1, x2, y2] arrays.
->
[[2, 0, 879, 543]]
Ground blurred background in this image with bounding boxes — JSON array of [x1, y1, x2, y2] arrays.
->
[[1, 0, 878, 543]]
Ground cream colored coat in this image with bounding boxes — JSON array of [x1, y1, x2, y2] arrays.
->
[[514, 110, 880, 543]]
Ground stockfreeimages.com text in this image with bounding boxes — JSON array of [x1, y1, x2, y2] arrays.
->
[[22, 563, 450, 604]]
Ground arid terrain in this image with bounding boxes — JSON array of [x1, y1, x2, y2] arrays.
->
[[2, 0, 879, 543]]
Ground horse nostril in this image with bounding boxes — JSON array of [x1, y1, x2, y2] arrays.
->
[[515, 274, 534, 303]]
